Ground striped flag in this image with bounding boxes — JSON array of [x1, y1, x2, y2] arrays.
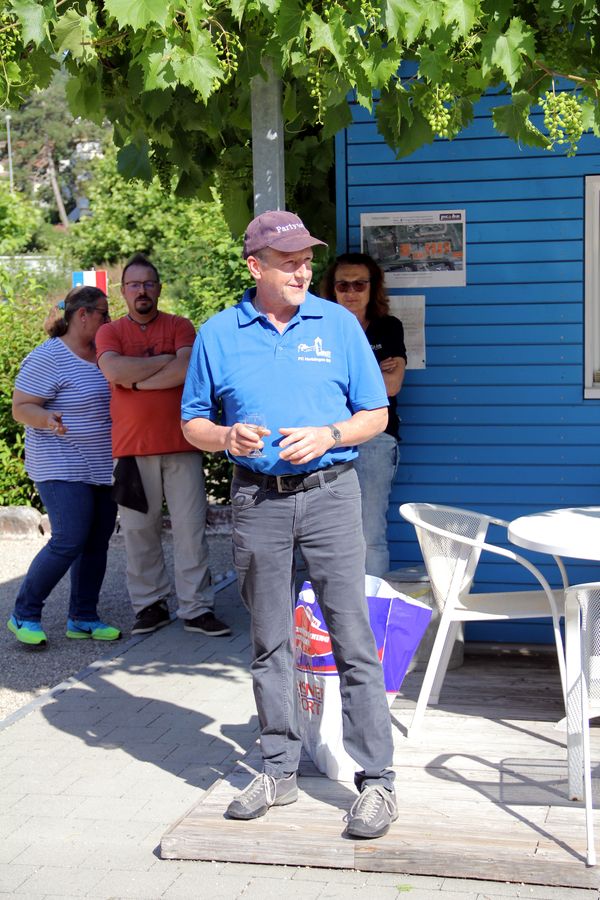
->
[[72, 270, 108, 294]]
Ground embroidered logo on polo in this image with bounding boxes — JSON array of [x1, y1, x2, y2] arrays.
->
[[296, 336, 332, 363]]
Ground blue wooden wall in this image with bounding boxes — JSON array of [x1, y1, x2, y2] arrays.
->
[[335, 92, 600, 642]]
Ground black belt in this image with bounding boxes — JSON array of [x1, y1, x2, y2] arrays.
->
[[233, 461, 354, 494]]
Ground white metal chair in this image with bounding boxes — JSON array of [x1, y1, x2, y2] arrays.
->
[[399, 502, 568, 736], [564, 583, 600, 866]]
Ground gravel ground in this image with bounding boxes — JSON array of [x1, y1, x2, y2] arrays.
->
[[0, 529, 234, 721]]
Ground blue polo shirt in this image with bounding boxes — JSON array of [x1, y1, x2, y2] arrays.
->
[[181, 289, 388, 475]]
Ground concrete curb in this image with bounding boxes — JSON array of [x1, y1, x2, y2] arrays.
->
[[0, 503, 233, 538]]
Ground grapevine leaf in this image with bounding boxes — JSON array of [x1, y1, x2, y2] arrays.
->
[[481, 18, 536, 86], [103, 0, 169, 31], [581, 98, 596, 134], [26, 47, 58, 88], [361, 38, 402, 90], [277, 0, 306, 45], [394, 110, 435, 157], [395, 0, 443, 43], [117, 140, 153, 181], [11, 0, 46, 46], [65, 73, 104, 124], [172, 38, 222, 101], [53, 9, 94, 60], [256, 0, 280, 14], [442, 0, 480, 37], [419, 47, 451, 84], [230, 0, 249, 23], [141, 39, 177, 91], [220, 180, 252, 237], [320, 100, 352, 139], [376, 86, 412, 142], [492, 91, 548, 148], [308, 12, 347, 69], [384, 0, 404, 39]]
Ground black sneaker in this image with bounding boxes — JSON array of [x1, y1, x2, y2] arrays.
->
[[183, 612, 231, 636], [345, 785, 398, 839], [131, 599, 171, 635], [226, 772, 298, 820]]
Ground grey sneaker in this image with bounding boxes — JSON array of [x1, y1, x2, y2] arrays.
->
[[226, 772, 298, 820], [345, 785, 398, 839]]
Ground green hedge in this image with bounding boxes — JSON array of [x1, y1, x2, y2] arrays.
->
[[0, 265, 50, 508]]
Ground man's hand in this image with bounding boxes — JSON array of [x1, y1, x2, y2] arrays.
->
[[278, 426, 333, 466], [227, 422, 272, 457]]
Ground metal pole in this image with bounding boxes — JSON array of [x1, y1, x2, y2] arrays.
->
[[5, 115, 13, 192], [250, 58, 285, 215]]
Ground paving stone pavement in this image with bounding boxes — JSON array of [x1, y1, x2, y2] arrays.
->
[[1, 569, 599, 898]]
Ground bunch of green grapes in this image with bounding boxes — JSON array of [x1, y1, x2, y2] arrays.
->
[[213, 27, 242, 84], [94, 24, 128, 65], [420, 83, 454, 138], [306, 61, 326, 124], [0, 12, 21, 63], [539, 90, 584, 156], [359, 0, 380, 26], [150, 148, 173, 192]]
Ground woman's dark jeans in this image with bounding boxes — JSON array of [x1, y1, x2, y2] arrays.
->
[[14, 481, 117, 623]]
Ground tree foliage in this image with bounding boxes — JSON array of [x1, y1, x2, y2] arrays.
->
[[0, 181, 42, 253], [64, 147, 250, 325], [2, 1, 598, 234], [2, 70, 111, 220]]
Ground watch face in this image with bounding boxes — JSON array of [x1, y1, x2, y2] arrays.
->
[[331, 425, 341, 443]]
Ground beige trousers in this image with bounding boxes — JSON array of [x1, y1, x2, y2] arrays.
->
[[117, 452, 213, 619]]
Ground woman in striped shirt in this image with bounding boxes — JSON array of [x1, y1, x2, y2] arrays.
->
[[8, 285, 121, 647]]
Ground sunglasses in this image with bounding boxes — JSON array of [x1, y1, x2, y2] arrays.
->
[[334, 279, 370, 293]]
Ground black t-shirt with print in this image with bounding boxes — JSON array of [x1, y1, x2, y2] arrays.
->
[[365, 315, 407, 439]]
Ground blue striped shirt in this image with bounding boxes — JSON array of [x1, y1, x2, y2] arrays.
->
[[15, 338, 113, 485]]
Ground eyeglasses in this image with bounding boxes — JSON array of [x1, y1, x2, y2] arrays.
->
[[123, 281, 160, 291], [91, 307, 110, 321], [334, 279, 370, 293]]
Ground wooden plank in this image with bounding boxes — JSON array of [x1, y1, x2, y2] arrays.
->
[[160, 655, 600, 887]]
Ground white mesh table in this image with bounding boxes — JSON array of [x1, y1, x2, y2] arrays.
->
[[509, 507, 600, 800]]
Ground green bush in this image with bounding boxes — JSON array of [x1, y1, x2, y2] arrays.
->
[[0, 183, 44, 255], [0, 265, 49, 508]]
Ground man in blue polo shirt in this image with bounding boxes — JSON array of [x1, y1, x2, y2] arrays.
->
[[181, 210, 397, 840]]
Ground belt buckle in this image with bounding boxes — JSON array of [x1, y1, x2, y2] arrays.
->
[[275, 474, 298, 493]]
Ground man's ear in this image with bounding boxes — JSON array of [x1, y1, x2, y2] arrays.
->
[[246, 255, 262, 280]]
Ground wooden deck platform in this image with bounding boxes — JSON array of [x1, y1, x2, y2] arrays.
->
[[161, 650, 600, 888]]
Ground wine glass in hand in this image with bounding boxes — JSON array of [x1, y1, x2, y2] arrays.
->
[[244, 413, 268, 458]]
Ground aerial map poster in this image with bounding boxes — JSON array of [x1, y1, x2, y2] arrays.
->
[[361, 210, 466, 288]]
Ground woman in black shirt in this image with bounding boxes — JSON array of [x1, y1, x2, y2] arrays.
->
[[320, 253, 407, 576]]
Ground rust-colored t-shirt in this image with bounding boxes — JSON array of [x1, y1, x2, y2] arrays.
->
[[96, 312, 197, 458]]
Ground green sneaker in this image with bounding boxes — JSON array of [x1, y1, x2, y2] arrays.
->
[[66, 618, 121, 641], [7, 615, 47, 646]]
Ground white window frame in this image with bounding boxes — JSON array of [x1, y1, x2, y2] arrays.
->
[[585, 175, 600, 398]]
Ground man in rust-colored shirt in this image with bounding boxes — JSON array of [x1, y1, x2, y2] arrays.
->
[[96, 253, 230, 637]]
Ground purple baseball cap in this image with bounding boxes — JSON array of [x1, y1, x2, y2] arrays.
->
[[243, 210, 327, 259]]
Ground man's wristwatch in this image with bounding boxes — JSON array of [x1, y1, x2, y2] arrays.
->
[[327, 424, 342, 446]]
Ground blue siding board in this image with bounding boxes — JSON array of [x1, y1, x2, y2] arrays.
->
[[400, 424, 600, 444], [430, 345, 580, 363], [427, 308, 581, 327], [398, 445, 597, 464], [424, 323, 580, 342], [400, 404, 592, 424], [348, 196, 583, 224], [348, 155, 600, 185]]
